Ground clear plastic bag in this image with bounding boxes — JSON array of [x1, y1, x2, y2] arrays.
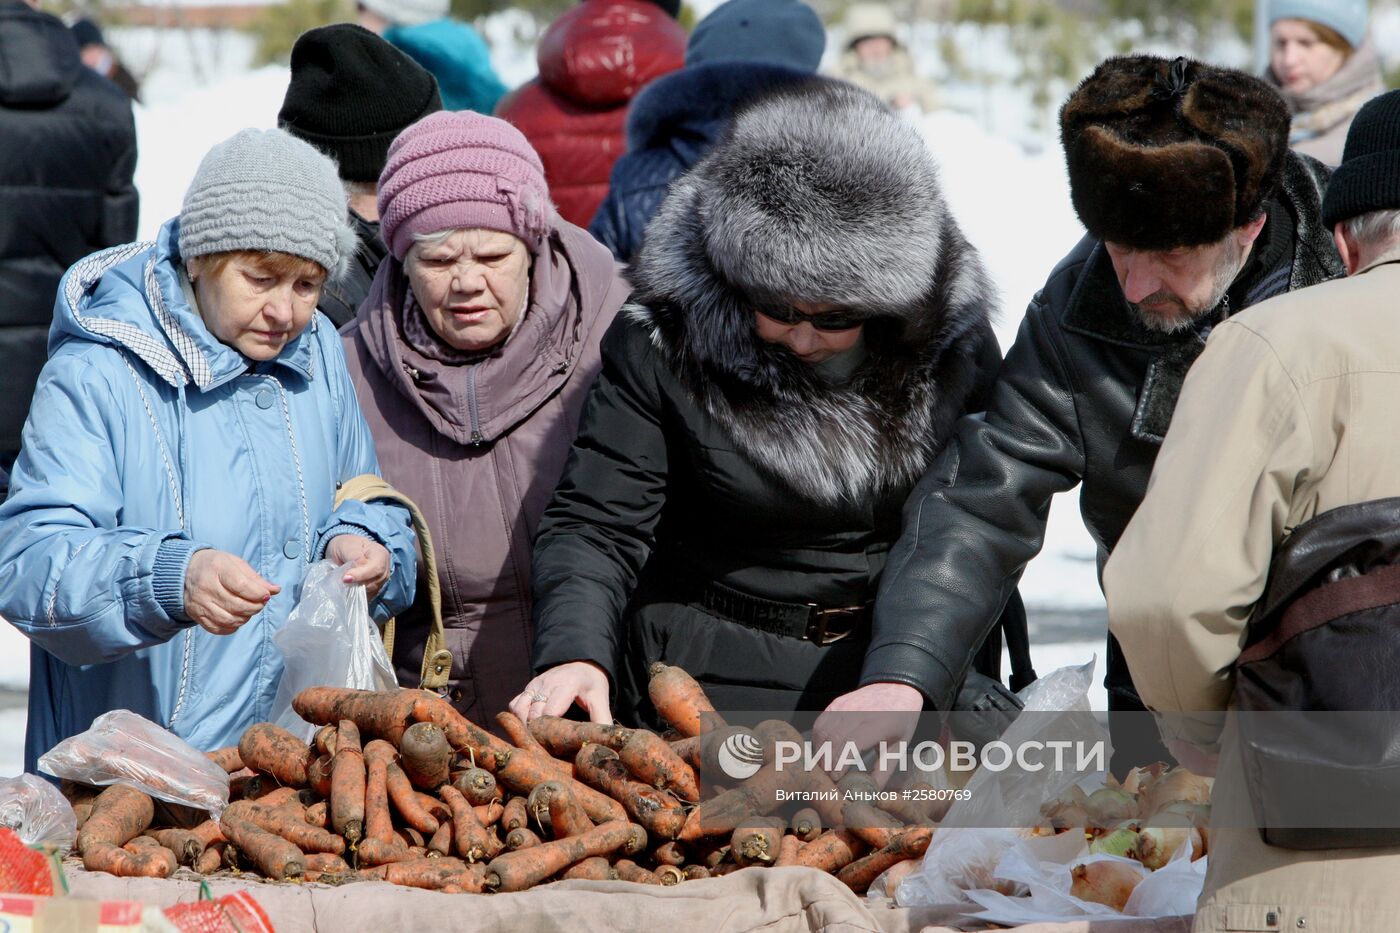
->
[[37, 710, 230, 819], [270, 560, 397, 742], [0, 774, 77, 850]]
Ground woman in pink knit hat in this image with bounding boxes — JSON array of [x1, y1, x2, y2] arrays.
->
[[341, 110, 630, 725]]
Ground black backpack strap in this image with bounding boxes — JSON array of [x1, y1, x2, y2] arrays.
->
[[1001, 589, 1038, 693]]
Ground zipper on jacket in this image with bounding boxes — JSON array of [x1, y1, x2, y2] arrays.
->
[[466, 366, 484, 446]]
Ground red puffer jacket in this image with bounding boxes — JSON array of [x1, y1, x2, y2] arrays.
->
[[497, 0, 685, 227]]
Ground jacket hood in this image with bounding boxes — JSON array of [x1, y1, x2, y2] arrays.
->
[[627, 79, 997, 504], [0, 1, 80, 106], [51, 219, 320, 391], [352, 221, 621, 445], [537, 0, 685, 108], [624, 61, 818, 153]]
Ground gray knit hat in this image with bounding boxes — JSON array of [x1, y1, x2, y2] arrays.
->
[[178, 128, 356, 279]]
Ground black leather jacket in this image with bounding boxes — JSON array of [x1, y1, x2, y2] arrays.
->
[[864, 153, 1344, 712]]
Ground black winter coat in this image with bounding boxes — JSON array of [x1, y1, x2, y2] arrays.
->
[[586, 62, 817, 264], [321, 211, 385, 329], [868, 153, 1343, 748], [0, 1, 137, 452]]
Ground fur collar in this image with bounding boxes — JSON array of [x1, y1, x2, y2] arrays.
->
[[626, 80, 998, 505]]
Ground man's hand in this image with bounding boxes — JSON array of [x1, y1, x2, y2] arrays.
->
[[509, 661, 612, 725], [813, 682, 924, 787], [326, 534, 391, 601], [183, 549, 279, 635]]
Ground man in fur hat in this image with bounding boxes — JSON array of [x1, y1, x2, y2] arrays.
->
[[854, 55, 1343, 773]]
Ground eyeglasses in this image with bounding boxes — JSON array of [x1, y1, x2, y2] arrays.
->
[[756, 303, 870, 332]]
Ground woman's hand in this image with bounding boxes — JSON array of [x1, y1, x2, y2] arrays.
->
[[509, 661, 612, 725], [813, 682, 924, 787], [184, 548, 280, 636], [326, 534, 392, 600]]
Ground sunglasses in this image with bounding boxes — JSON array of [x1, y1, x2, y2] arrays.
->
[[756, 303, 870, 332]]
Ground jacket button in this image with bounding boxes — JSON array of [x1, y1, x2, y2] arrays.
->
[[256, 389, 274, 409], [283, 539, 300, 560]]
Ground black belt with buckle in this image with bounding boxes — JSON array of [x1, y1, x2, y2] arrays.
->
[[694, 579, 871, 646]]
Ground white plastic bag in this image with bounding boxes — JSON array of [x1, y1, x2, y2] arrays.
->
[[0, 774, 77, 850], [37, 710, 230, 818], [270, 560, 397, 742]]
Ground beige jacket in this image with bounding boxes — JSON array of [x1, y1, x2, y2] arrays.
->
[[1105, 262, 1400, 931]]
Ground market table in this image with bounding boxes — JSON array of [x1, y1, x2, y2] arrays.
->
[[65, 863, 1192, 933]]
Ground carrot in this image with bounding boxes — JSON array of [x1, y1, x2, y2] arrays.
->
[[256, 785, 301, 809], [397, 826, 426, 849], [561, 856, 615, 881], [452, 767, 499, 806], [77, 785, 153, 856], [331, 719, 366, 845], [669, 736, 703, 772], [305, 801, 329, 829], [83, 841, 174, 878], [411, 695, 514, 771], [226, 800, 346, 855], [794, 830, 867, 873], [574, 744, 685, 840], [702, 843, 730, 870], [205, 747, 244, 773], [398, 721, 452, 790], [427, 821, 453, 857], [502, 796, 529, 833], [683, 865, 710, 880], [308, 755, 333, 799], [474, 799, 505, 829], [363, 740, 397, 843], [384, 762, 440, 834], [221, 815, 304, 880], [505, 827, 541, 851], [484, 820, 633, 892], [193, 842, 225, 875], [653, 841, 686, 866], [441, 784, 496, 862], [415, 791, 452, 824], [531, 781, 593, 839], [384, 858, 487, 892], [836, 826, 934, 893], [614, 858, 661, 884], [294, 687, 423, 745], [314, 724, 338, 758], [791, 808, 823, 842], [355, 836, 411, 867], [526, 716, 629, 759], [656, 864, 686, 885], [619, 729, 700, 802], [496, 747, 625, 826], [143, 828, 204, 866], [229, 773, 277, 802], [844, 801, 906, 850], [189, 819, 224, 849], [730, 818, 783, 867], [495, 710, 548, 758], [774, 833, 803, 867], [303, 853, 351, 874], [648, 663, 718, 737], [238, 722, 313, 788]]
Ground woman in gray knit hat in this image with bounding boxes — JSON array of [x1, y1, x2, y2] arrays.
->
[[0, 128, 418, 768]]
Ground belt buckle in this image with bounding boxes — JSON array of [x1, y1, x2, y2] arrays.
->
[[805, 605, 862, 646]]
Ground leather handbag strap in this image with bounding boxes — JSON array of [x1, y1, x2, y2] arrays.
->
[[333, 474, 452, 692]]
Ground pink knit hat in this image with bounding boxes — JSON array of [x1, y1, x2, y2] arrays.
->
[[378, 110, 554, 260]]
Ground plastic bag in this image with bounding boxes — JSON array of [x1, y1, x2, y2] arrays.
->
[[0, 827, 59, 894], [38, 710, 230, 819], [897, 660, 1109, 907], [270, 560, 397, 742], [0, 775, 76, 851]]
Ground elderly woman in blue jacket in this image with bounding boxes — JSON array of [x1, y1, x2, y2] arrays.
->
[[0, 128, 417, 771]]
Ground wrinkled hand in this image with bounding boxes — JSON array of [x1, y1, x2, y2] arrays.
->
[[1167, 739, 1218, 778], [813, 682, 924, 788], [509, 661, 612, 725], [183, 548, 280, 636], [326, 534, 391, 601]]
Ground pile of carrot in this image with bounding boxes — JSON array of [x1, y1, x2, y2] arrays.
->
[[61, 664, 937, 894]]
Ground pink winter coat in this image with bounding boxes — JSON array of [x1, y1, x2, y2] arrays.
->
[[341, 221, 628, 726]]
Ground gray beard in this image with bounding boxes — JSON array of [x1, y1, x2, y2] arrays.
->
[[1130, 239, 1245, 334]]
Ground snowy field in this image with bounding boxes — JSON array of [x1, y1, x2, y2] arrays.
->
[[0, 20, 1111, 777]]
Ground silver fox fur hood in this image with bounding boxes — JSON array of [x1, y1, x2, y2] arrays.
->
[[626, 79, 1000, 505]]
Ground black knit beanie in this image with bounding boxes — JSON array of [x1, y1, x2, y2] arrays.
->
[[279, 24, 442, 183], [1322, 89, 1400, 228]]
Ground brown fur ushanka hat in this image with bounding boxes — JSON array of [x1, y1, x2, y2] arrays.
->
[[1060, 55, 1290, 251]]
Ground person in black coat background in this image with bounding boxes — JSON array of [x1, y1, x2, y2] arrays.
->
[[512, 80, 1028, 729], [587, 0, 826, 264], [0, 0, 137, 495]]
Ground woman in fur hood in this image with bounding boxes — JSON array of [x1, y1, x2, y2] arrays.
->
[[511, 79, 1015, 725]]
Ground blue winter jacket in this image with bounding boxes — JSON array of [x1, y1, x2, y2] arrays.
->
[[386, 18, 506, 115], [588, 62, 818, 263], [0, 220, 417, 772]]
